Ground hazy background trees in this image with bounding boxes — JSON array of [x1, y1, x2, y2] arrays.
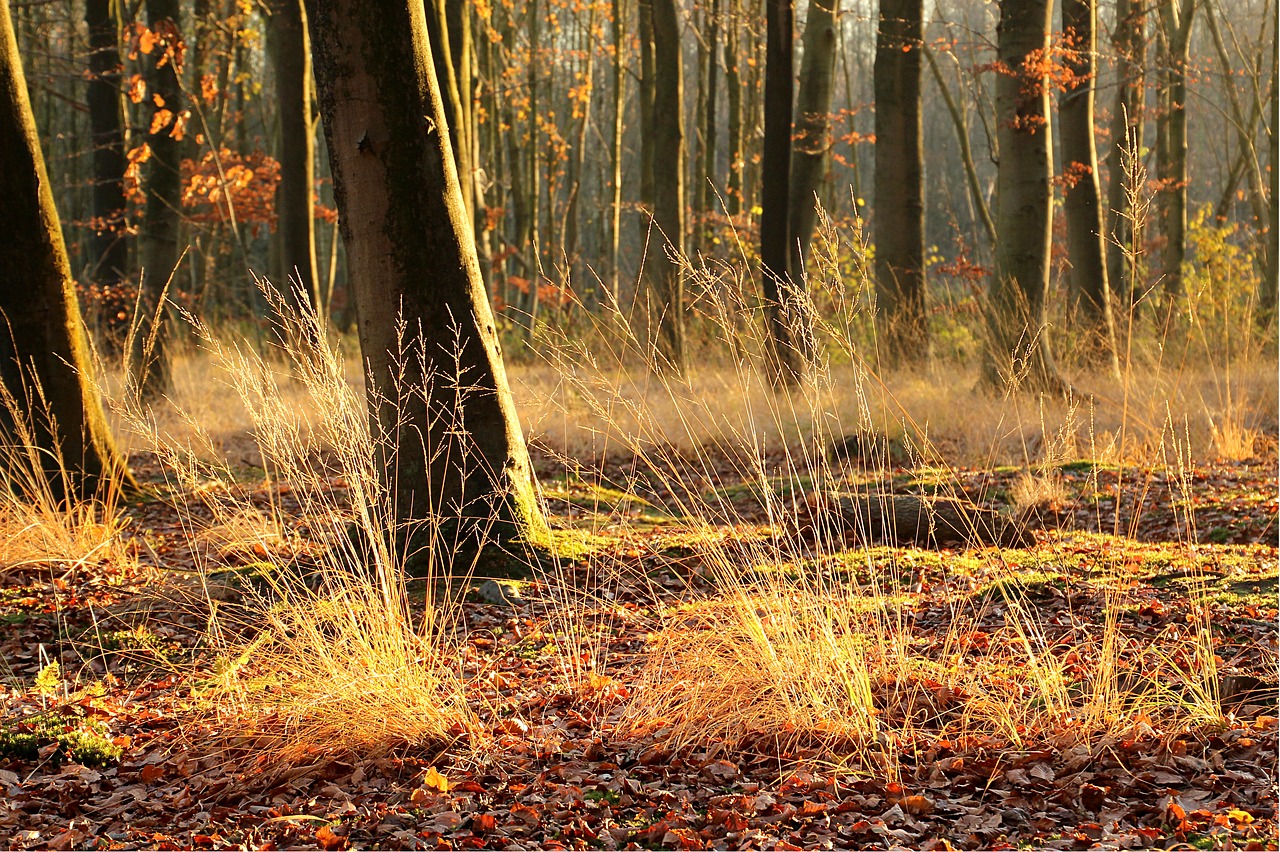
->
[[6, 0, 1277, 388]]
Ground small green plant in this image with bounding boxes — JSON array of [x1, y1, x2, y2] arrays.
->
[[0, 711, 122, 766]]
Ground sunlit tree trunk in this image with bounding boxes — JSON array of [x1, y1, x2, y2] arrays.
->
[[84, 0, 129, 288], [983, 0, 1064, 394], [647, 0, 685, 374], [270, 0, 320, 314], [787, 0, 837, 283], [306, 0, 548, 553], [701, 0, 720, 222], [0, 2, 135, 500], [1105, 0, 1145, 310], [874, 0, 927, 367], [1059, 0, 1118, 375], [760, 0, 803, 385], [609, 0, 625, 298]]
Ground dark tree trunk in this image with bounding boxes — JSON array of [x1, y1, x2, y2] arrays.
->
[[270, 0, 320, 314], [724, 0, 742, 216], [701, 0, 720, 220], [760, 0, 804, 385], [1155, 0, 1195, 299], [874, 0, 927, 368], [984, 0, 1064, 394], [638, 0, 655, 210], [305, 0, 548, 554], [787, 0, 838, 282], [647, 0, 685, 374], [133, 0, 184, 399], [84, 0, 129, 288], [1059, 0, 1118, 374], [0, 2, 134, 501], [1105, 0, 1145, 311]]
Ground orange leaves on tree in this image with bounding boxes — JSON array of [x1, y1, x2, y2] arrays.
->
[[127, 19, 186, 75], [1055, 160, 1093, 191], [181, 148, 280, 234], [199, 73, 219, 105], [126, 74, 147, 104], [123, 143, 152, 205]]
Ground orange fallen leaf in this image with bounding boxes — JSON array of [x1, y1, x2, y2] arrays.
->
[[423, 766, 450, 794], [315, 825, 344, 851]]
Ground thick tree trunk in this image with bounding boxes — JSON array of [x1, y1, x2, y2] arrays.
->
[[874, 0, 927, 368], [0, 2, 134, 501], [133, 0, 184, 399], [84, 0, 129, 288], [787, 0, 838, 282], [270, 0, 320, 314], [760, 0, 803, 385], [305, 0, 548, 554], [1058, 0, 1118, 375], [1105, 0, 1145, 311], [647, 0, 685, 374], [984, 0, 1064, 394], [1155, 0, 1195, 299], [724, 0, 742, 216]]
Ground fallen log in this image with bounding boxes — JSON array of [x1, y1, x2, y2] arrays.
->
[[806, 492, 1034, 549]]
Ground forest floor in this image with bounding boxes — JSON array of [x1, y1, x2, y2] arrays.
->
[[0, 447, 1276, 851]]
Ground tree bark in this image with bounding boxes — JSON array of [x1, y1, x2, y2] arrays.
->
[[760, 0, 803, 385], [425, 0, 473, 229], [1058, 0, 1118, 375], [133, 0, 184, 400], [0, 1, 135, 501], [874, 0, 927, 368], [305, 0, 548, 554], [84, 0, 129, 288], [924, 44, 996, 250], [787, 0, 838, 282], [270, 0, 320, 315], [647, 0, 685, 375], [984, 0, 1064, 394], [724, 0, 742, 216], [701, 0, 720, 220], [1105, 0, 1145, 310], [609, 0, 625, 299], [1155, 0, 1195, 298]]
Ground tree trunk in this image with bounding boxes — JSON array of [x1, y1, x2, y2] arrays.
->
[[984, 0, 1063, 394], [647, 0, 685, 374], [133, 0, 184, 399], [1058, 0, 1118, 375], [760, 0, 803, 385], [874, 0, 927, 368], [1204, 0, 1271, 315], [701, 0, 720, 220], [724, 0, 742, 216], [84, 0, 129, 289], [1267, 35, 1279, 327], [924, 44, 996, 250], [0, 1, 134, 501], [270, 0, 320, 315], [305, 0, 548, 554], [609, 0, 625, 299], [638, 0, 655, 210], [1105, 0, 1145, 311], [1155, 0, 1195, 299], [425, 0, 473, 228], [787, 0, 838, 282]]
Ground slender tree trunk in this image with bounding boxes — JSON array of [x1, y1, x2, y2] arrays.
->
[[0, 1, 135, 500], [1267, 33, 1279, 326], [925, 44, 996, 249], [984, 0, 1063, 394], [647, 0, 685, 374], [1059, 0, 1118, 374], [787, 0, 838, 282], [609, 0, 625, 299], [1155, 0, 1195, 298], [270, 0, 320, 314], [425, 0, 473, 228], [1105, 0, 1145, 310], [562, 4, 595, 277], [524, 0, 541, 334], [760, 0, 803, 385], [1204, 0, 1271, 301], [84, 0, 129, 287], [874, 0, 927, 367], [305, 0, 547, 554], [724, 0, 742, 216], [133, 0, 184, 399], [638, 0, 655, 211], [702, 0, 720, 220]]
